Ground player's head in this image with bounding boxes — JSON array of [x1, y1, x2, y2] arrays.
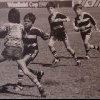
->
[[8, 8, 20, 23], [73, 4, 82, 15], [46, 1, 56, 14], [24, 13, 36, 29]]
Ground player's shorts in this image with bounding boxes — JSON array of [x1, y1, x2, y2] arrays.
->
[[23, 45, 38, 56], [2, 46, 23, 60], [80, 29, 91, 41], [51, 30, 68, 41]]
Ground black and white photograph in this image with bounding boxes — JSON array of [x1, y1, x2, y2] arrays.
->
[[0, 0, 100, 99]]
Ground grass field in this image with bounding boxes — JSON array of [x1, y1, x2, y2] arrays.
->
[[0, 7, 100, 99]]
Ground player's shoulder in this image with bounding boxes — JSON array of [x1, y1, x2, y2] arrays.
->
[[83, 12, 92, 17], [16, 23, 24, 30], [56, 12, 64, 16], [3, 22, 11, 26], [19, 23, 24, 26], [7, 23, 23, 27], [18, 23, 24, 27], [30, 26, 42, 33], [83, 12, 90, 15], [31, 26, 40, 31], [30, 26, 43, 35], [57, 12, 63, 15]]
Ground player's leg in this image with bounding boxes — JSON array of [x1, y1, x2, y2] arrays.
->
[[14, 64, 24, 91], [15, 54, 33, 91], [80, 32, 91, 59], [83, 34, 91, 59], [63, 34, 81, 65], [25, 46, 44, 82], [16, 59, 46, 97], [0, 56, 6, 62], [16, 53, 44, 91], [84, 34, 100, 59], [48, 36, 60, 64], [25, 52, 45, 82]]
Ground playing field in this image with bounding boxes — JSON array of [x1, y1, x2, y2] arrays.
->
[[0, 7, 100, 99]]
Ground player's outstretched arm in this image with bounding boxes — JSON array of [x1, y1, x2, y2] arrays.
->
[[40, 31, 50, 40], [35, 28, 50, 40], [94, 25, 100, 32], [56, 17, 70, 22], [51, 13, 70, 23], [73, 22, 79, 32]]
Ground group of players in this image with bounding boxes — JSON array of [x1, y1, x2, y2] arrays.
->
[[0, 1, 100, 98]]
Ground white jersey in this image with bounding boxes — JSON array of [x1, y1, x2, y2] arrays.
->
[[1, 23, 24, 47]]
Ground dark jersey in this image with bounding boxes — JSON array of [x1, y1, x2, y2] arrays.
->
[[74, 12, 96, 33], [23, 26, 48, 45], [48, 12, 67, 34], [23, 26, 48, 55]]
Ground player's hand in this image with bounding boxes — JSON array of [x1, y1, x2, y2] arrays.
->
[[94, 25, 100, 32], [66, 17, 70, 22], [44, 33, 50, 40], [74, 26, 79, 32], [96, 28, 100, 32], [57, 18, 68, 22]]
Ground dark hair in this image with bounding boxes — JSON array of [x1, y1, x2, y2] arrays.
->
[[8, 8, 20, 23], [73, 4, 82, 11], [24, 13, 36, 24], [46, 1, 56, 8]]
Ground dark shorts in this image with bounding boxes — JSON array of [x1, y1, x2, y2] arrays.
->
[[23, 45, 38, 56], [80, 29, 91, 41], [51, 31, 67, 41], [2, 46, 23, 60]]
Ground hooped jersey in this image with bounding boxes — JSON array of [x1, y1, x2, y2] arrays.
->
[[23, 26, 48, 48], [74, 12, 96, 33], [48, 12, 67, 34]]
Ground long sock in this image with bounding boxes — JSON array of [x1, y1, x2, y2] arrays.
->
[[29, 68, 38, 75], [17, 60, 42, 89], [49, 46, 59, 59], [17, 67, 24, 86], [86, 49, 90, 56], [34, 79, 42, 88], [27, 74, 42, 88], [72, 52, 78, 61], [26, 57, 33, 66], [93, 45, 99, 50], [26, 52, 38, 66], [18, 74, 23, 85], [52, 50, 59, 59]]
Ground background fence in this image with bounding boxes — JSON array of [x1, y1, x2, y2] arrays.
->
[[0, 0, 72, 8], [72, 0, 100, 7], [0, 0, 100, 8]]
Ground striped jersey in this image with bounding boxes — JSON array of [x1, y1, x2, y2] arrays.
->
[[0, 23, 24, 47], [74, 12, 96, 33], [48, 12, 67, 34], [23, 26, 48, 48]]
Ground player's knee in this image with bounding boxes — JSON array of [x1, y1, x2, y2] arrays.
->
[[23, 69, 30, 76], [67, 46, 71, 51], [17, 60, 28, 75], [34, 50, 39, 55], [48, 43, 53, 48], [84, 42, 89, 47], [17, 59, 23, 65], [31, 50, 39, 59], [35, 50, 39, 54]]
